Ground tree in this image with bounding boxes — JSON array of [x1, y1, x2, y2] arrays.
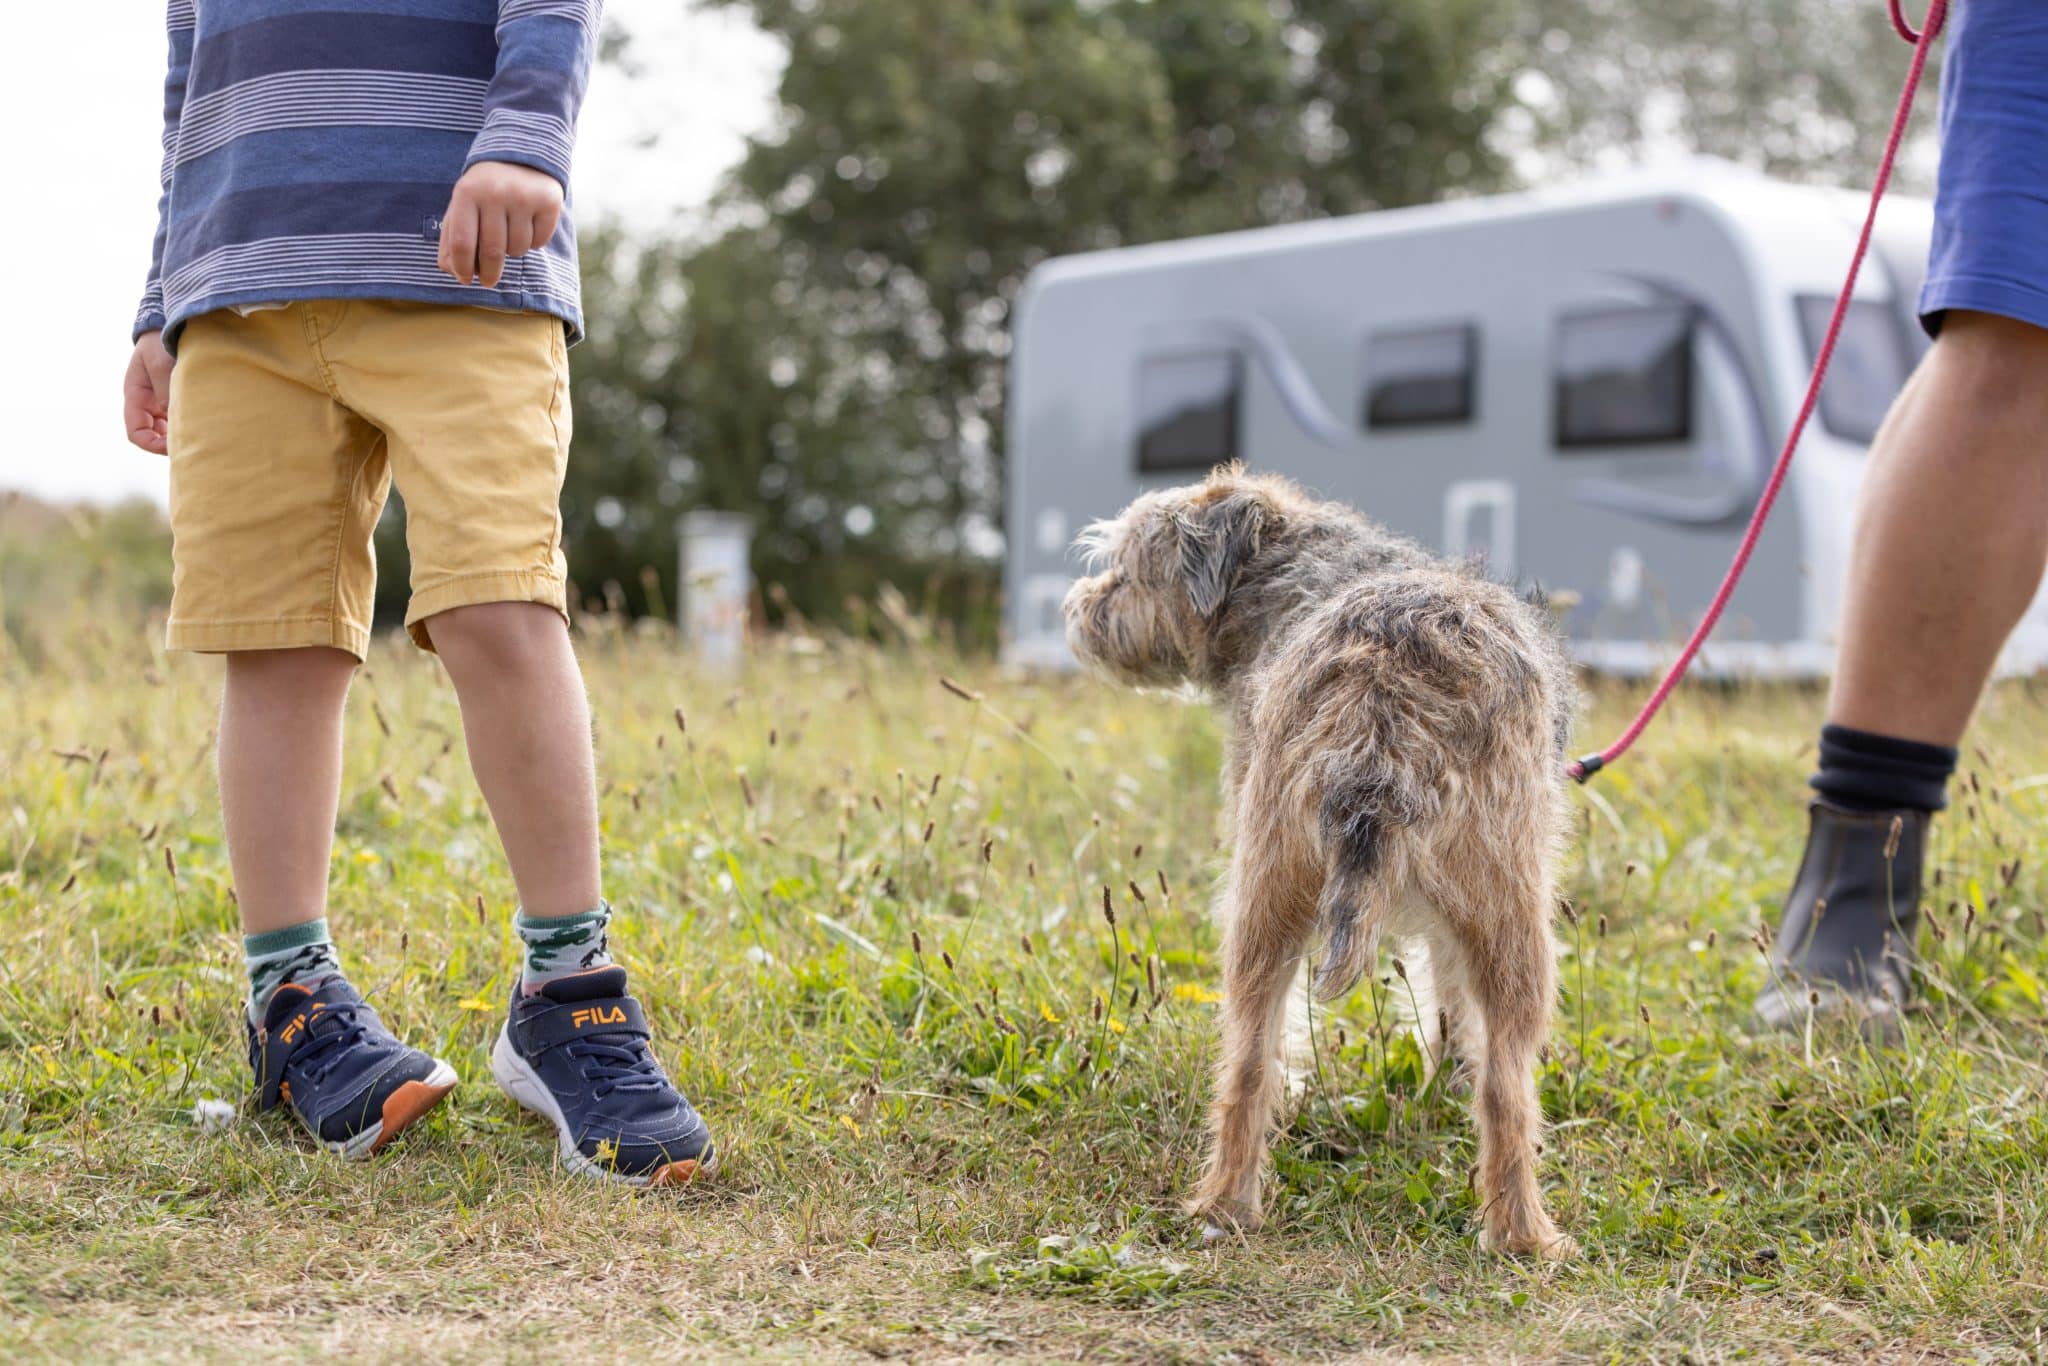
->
[[1509, 0, 1931, 186]]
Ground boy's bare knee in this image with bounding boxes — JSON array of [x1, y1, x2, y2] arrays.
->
[[424, 601, 566, 674]]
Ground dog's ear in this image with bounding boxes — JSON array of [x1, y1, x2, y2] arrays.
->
[[1173, 489, 1267, 618]]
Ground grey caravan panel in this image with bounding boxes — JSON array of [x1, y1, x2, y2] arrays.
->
[[1004, 191, 1809, 668]]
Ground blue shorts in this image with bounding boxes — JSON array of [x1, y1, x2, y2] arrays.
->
[[1922, 0, 2048, 335]]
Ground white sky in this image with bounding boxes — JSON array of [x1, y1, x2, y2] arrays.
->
[[0, 4, 781, 506]]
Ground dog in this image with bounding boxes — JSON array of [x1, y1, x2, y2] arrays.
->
[[1063, 465, 1576, 1258]]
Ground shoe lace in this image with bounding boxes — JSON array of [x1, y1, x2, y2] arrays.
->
[[290, 1004, 374, 1087], [563, 1032, 667, 1102]]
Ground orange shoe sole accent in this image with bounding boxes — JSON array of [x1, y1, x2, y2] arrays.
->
[[645, 1158, 702, 1187], [367, 1079, 457, 1155]]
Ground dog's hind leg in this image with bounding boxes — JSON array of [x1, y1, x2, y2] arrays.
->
[[1430, 852, 1574, 1259], [1189, 835, 1318, 1239], [1404, 934, 1474, 1093]]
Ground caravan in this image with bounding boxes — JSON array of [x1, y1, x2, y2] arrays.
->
[[1002, 161, 2048, 676]]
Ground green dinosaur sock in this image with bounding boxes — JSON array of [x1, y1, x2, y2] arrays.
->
[[244, 918, 342, 1025], [514, 901, 614, 992]]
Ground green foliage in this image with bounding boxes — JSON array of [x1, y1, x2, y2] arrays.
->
[[970, 1231, 1194, 1305], [0, 493, 172, 669]]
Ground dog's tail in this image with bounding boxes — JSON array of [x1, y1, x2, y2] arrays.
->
[[1311, 774, 1413, 1000]]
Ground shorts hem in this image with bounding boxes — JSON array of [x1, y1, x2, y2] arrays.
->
[[1918, 275, 2048, 338], [164, 616, 372, 660], [405, 570, 570, 651]]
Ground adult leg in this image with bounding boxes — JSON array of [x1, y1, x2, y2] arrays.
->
[[1759, 312, 2048, 1029], [1826, 311, 2048, 743]]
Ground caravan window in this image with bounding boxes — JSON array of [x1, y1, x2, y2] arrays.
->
[[1136, 351, 1241, 473], [1553, 304, 1695, 448], [1364, 323, 1477, 429], [1797, 296, 1910, 445]]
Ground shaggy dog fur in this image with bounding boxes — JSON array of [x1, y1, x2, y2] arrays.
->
[[1063, 465, 1577, 1257]]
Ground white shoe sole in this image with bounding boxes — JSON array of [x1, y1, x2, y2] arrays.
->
[[325, 1058, 459, 1160], [490, 1027, 715, 1186]]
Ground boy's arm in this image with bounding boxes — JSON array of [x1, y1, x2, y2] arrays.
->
[[135, 0, 195, 342], [439, 1, 601, 288], [124, 0, 193, 455], [467, 0, 602, 191]]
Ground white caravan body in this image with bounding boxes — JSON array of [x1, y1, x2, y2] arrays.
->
[[1003, 161, 2048, 676]]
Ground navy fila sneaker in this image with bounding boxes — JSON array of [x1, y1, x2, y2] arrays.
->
[[247, 977, 458, 1158], [492, 966, 715, 1186]]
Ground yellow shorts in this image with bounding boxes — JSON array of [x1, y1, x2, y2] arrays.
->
[[165, 299, 572, 658]]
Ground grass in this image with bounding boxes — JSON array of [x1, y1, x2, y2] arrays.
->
[[7, 605, 2048, 1361]]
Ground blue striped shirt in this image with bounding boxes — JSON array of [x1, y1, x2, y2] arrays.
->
[[137, 0, 599, 349]]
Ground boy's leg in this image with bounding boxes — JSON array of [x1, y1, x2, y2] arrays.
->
[[329, 301, 713, 1184], [424, 602, 601, 923], [221, 648, 353, 1018], [220, 647, 357, 935], [166, 304, 457, 1151]]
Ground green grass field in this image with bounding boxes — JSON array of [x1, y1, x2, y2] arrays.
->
[[7, 608, 2048, 1362]]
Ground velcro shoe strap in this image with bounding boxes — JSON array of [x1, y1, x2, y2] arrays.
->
[[521, 997, 650, 1053], [253, 1032, 295, 1111]]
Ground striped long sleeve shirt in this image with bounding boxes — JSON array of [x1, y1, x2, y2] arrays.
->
[[137, 0, 600, 350]]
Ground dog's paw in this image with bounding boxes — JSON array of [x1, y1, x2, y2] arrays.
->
[[1478, 1223, 1578, 1260], [1187, 1195, 1262, 1244]]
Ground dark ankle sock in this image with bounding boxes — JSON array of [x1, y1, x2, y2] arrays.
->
[[1810, 724, 1957, 813]]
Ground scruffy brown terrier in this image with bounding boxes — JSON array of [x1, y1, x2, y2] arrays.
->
[[1064, 465, 1577, 1258]]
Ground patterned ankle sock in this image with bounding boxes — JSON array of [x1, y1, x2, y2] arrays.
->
[[514, 901, 614, 993], [244, 918, 342, 1025]]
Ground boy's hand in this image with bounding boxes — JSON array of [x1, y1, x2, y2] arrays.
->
[[438, 161, 565, 289], [123, 331, 176, 455]]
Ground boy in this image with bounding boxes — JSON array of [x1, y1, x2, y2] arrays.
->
[[120, 0, 713, 1183]]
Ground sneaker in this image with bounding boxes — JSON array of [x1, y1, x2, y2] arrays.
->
[[492, 966, 715, 1187], [247, 977, 458, 1158], [1755, 801, 1929, 1036]]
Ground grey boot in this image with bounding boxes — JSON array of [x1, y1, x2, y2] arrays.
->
[[1754, 801, 1928, 1033]]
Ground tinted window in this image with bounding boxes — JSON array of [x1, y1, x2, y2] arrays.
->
[[1365, 323, 1477, 429], [1554, 304, 1695, 448], [1798, 296, 1911, 445], [1136, 352, 1240, 473]]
